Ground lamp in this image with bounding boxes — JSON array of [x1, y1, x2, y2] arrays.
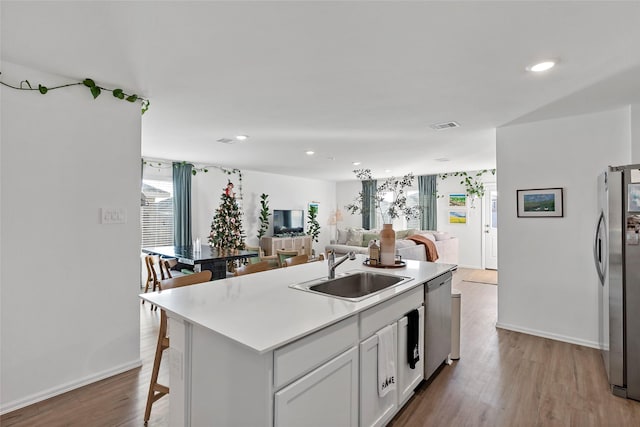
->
[[327, 211, 338, 243], [327, 209, 344, 243]]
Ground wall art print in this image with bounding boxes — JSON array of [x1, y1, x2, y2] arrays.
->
[[517, 188, 563, 217]]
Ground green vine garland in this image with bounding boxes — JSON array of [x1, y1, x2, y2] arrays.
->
[[144, 159, 244, 201], [0, 72, 150, 114], [438, 169, 496, 200]]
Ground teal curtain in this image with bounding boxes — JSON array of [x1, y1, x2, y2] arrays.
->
[[173, 162, 193, 247], [362, 179, 377, 230], [418, 175, 437, 230]]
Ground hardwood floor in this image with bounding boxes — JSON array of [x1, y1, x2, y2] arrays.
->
[[390, 269, 640, 427], [1, 306, 170, 427], [2, 269, 639, 426]]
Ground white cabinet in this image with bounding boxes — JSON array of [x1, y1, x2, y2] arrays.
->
[[261, 235, 312, 256], [397, 306, 424, 405], [275, 346, 359, 427], [360, 324, 398, 427], [358, 286, 424, 427]]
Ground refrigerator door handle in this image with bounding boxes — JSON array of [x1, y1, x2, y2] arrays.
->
[[593, 210, 607, 286]]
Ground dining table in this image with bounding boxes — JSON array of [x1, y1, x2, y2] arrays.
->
[[142, 245, 259, 280]]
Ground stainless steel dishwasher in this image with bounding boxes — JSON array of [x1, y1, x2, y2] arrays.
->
[[424, 270, 453, 380]]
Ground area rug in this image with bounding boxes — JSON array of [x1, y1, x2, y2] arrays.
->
[[462, 269, 498, 285]]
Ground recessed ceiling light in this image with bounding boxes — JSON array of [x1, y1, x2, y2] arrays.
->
[[527, 61, 556, 72], [385, 169, 392, 173], [306, 150, 315, 155], [352, 161, 361, 166], [235, 135, 248, 141]]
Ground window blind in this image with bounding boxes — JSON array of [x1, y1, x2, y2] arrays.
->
[[141, 179, 174, 248]]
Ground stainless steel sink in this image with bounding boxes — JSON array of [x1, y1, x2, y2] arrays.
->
[[290, 270, 413, 302]]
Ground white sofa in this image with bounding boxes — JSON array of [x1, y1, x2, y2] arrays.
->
[[325, 228, 459, 265]]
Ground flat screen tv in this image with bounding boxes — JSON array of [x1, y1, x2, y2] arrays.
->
[[273, 209, 304, 235]]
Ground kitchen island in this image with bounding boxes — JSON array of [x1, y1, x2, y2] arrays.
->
[[141, 254, 454, 426]]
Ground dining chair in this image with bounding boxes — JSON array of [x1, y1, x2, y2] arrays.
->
[[245, 245, 279, 269], [144, 270, 213, 424], [142, 255, 171, 305], [234, 260, 271, 276], [276, 249, 300, 268], [283, 254, 309, 267], [143, 255, 180, 311]]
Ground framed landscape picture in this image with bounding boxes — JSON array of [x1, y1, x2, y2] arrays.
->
[[448, 193, 467, 208], [517, 188, 563, 217], [449, 210, 467, 224]]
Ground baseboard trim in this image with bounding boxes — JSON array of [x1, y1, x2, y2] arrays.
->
[[495, 322, 600, 349], [455, 264, 483, 270], [0, 358, 142, 415]]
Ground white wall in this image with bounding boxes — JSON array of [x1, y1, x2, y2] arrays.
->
[[496, 107, 631, 348], [436, 170, 496, 269], [191, 170, 336, 255], [0, 63, 141, 413], [336, 180, 363, 230], [632, 104, 640, 163]]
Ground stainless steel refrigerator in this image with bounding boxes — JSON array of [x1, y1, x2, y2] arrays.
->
[[594, 164, 640, 400]]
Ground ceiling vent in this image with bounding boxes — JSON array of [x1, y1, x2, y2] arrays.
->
[[217, 138, 234, 144], [430, 121, 460, 130]]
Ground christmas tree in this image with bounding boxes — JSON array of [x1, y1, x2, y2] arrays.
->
[[209, 181, 245, 250]]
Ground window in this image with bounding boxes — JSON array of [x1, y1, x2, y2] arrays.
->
[[375, 189, 420, 229], [141, 178, 174, 248]]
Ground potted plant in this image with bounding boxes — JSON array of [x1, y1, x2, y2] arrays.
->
[[257, 193, 270, 240], [307, 204, 321, 256], [345, 169, 420, 265], [345, 169, 420, 225]]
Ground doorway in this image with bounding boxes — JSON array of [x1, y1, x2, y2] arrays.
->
[[483, 184, 498, 270]]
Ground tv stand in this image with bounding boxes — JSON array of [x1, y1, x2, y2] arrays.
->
[[260, 235, 312, 257]]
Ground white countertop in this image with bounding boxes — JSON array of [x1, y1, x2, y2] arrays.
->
[[141, 254, 454, 354]]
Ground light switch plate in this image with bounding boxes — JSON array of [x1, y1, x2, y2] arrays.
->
[[100, 207, 127, 224]]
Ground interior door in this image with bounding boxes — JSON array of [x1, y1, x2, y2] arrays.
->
[[483, 184, 498, 270]]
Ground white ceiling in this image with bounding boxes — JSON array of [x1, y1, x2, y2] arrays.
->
[[3, 1, 640, 181]]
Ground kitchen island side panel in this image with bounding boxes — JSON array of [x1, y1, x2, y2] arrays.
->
[[188, 320, 274, 427]]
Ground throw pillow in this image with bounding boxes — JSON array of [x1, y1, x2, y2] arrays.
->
[[395, 229, 410, 239], [405, 228, 419, 237], [416, 233, 436, 243], [362, 232, 380, 247], [337, 229, 349, 244], [433, 232, 450, 241], [346, 229, 364, 246]]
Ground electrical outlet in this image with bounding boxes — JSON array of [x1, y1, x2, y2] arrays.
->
[[101, 207, 127, 224]]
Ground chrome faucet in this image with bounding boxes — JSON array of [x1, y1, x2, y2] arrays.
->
[[328, 250, 356, 279]]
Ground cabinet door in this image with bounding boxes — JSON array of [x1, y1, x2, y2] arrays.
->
[[274, 347, 358, 427], [292, 236, 304, 254], [360, 324, 398, 427], [397, 306, 424, 405]]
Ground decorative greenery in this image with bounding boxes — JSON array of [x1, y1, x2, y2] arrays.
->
[[306, 204, 321, 243], [257, 193, 271, 240], [143, 159, 244, 200], [0, 72, 150, 114], [345, 169, 421, 224], [438, 169, 496, 201], [209, 182, 245, 251]]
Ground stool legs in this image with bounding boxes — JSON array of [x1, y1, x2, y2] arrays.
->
[[144, 311, 170, 424]]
